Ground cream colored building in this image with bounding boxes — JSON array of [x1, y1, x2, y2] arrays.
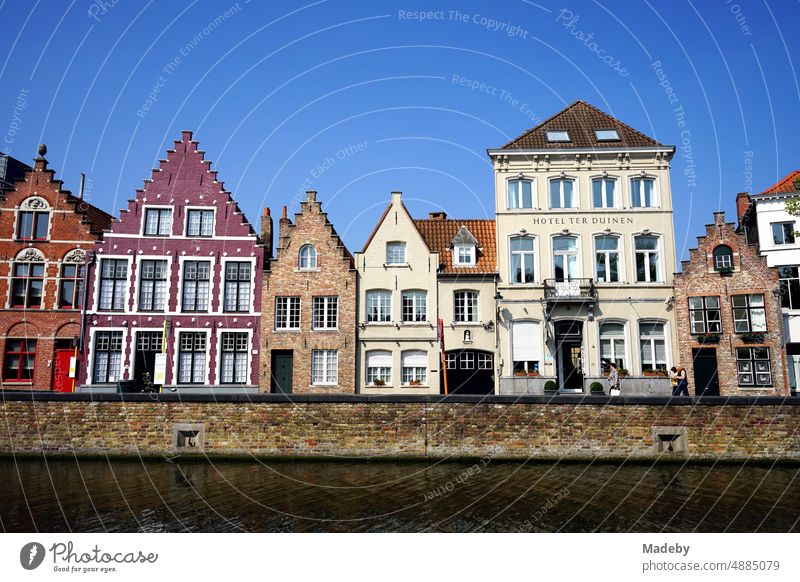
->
[[355, 193, 498, 394], [489, 101, 678, 394]]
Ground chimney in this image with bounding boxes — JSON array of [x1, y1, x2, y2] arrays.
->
[[278, 205, 292, 242], [33, 143, 47, 171], [713, 211, 726, 226], [306, 190, 317, 203], [391, 191, 402, 205], [181, 130, 193, 141], [428, 211, 447, 220], [261, 207, 273, 259], [736, 192, 751, 225], [79, 173, 85, 200]]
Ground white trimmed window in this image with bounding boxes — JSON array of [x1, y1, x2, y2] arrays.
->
[[144, 208, 172, 236], [401, 350, 427, 385], [595, 235, 619, 283], [312, 296, 338, 329], [186, 209, 214, 237], [510, 236, 535, 284], [182, 261, 210, 312], [689, 296, 722, 334], [366, 350, 392, 386], [220, 332, 248, 384], [401, 290, 427, 322], [386, 242, 406, 264], [736, 347, 771, 386], [771, 222, 795, 245], [454, 244, 476, 266], [275, 296, 301, 329], [599, 322, 626, 370], [178, 332, 207, 384], [634, 235, 661, 282], [92, 331, 123, 383], [367, 290, 391, 322], [732, 294, 766, 333], [592, 178, 617, 208], [512, 321, 541, 374], [549, 178, 576, 208], [507, 178, 533, 209], [454, 291, 478, 322], [631, 177, 656, 208], [138, 260, 168, 311], [299, 245, 317, 269], [312, 350, 338, 385], [639, 322, 666, 372]]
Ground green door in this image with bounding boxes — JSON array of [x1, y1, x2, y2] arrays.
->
[[271, 351, 293, 394]]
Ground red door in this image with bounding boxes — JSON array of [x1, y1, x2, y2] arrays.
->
[[52, 350, 74, 392]]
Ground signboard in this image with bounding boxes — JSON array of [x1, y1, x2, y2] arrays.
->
[[68, 357, 77, 379], [153, 353, 167, 385]]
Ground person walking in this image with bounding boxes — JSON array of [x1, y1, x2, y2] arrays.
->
[[674, 365, 690, 396], [607, 362, 620, 396], [669, 366, 678, 394]]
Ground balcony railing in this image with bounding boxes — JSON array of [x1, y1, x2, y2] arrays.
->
[[543, 278, 598, 301]]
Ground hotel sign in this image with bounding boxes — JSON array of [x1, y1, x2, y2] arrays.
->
[[530, 216, 636, 225]]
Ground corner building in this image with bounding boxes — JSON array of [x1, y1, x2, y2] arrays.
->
[[78, 131, 263, 393], [674, 211, 785, 396], [259, 191, 357, 394], [0, 146, 110, 390], [490, 101, 678, 395]]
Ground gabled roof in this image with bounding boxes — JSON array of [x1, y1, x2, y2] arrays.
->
[[414, 218, 497, 275], [757, 170, 800, 196], [496, 100, 664, 150], [452, 225, 478, 246]]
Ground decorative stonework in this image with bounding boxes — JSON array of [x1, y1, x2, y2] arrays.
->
[[63, 249, 86, 263], [15, 248, 45, 262], [19, 196, 50, 210]]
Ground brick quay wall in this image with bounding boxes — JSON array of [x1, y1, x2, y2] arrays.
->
[[1, 393, 798, 462]]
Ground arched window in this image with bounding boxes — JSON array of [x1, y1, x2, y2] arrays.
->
[[550, 178, 576, 209], [401, 350, 427, 385], [712, 245, 734, 271], [299, 245, 317, 270], [507, 178, 533, 209], [366, 350, 392, 386], [599, 322, 626, 371], [10, 249, 45, 308], [59, 249, 87, 309]]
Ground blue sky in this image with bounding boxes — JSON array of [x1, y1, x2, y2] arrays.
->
[[1, 0, 797, 259]]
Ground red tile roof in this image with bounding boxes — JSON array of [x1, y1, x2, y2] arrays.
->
[[413, 218, 497, 275], [498, 100, 663, 150], [759, 170, 800, 195]]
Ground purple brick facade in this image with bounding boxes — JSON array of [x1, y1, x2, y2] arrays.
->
[[78, 131, 264, 393]]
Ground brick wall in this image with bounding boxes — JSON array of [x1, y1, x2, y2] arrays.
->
[[260, 192, 357, 393], [674, 212, 786, 396], [1, 395, 797, 461]]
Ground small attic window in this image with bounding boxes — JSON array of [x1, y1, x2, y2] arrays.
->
[[545, 130, 570, 142], [454, 244, 476, 267], [594, 129, 620, 141]]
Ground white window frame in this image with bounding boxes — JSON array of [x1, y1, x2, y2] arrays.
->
[[591, 177, 618, 209], [217, 329, 252, 385], [507, 177, 534, 210], [312, 296, 338, 330], [549, 177, 577, 209], [185, 207, 215, 237], [509, 235, 536, 284], [634, 234, 662, 283], [401, 290, 427, 323], [298, 245, 318, 270], [366, 350, 392, 386], [630, 176, 659, 208], [594, 234, 620, 283], [366, 289, 392, 323], [142, 206, 173, 236], [599, 320, 627, 371], [275, 296, 301, 330], [771, 222, 796, 246], [386, 242, 406, 265], [454, 290, 479, 323], [638, 320, 668, 373], [454, 244, 476, 267], [312, 350, 338, 385], [401, 350, 428, 386], [552, 235, 580, 281]]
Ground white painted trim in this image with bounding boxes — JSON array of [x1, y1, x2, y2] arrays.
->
[[92, 255, 133, 314], [214, 327, 254, 385], [87, 326, 128, 385], [171, 328, 211, 386]]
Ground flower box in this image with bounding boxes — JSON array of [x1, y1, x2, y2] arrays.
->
[[717, 266, 734, 276], [643, 369, 668, 377], [695, 333, 720, 343], [408, 380, 422, 386], [527, 371, 540, 377], [740, 332, 765, 343]]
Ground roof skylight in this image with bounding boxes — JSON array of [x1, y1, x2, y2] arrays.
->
[[545, 130, 571, 142]]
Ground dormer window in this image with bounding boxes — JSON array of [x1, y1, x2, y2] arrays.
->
[[594, 129, 620, 141], [454, 244, 476, 266], [712, 245, 734, 271], [546, 130, 570, 142]]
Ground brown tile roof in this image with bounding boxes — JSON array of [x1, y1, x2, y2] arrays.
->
[[498, 100, 664, 150], [758, 170, 800, 195], [414, 218, 497, 275]]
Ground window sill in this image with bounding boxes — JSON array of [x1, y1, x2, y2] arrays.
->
[[401, 321, 429, 326], [364, 322, 394, 326], [2, 381, 33, 386], [312, 383, 339, 387], [384, 263, 410, 268], [453, 321, 480, 326], [295, 268, 321, 273], [402, 385, 429, 388], [312, 327, 339, 332], [737, 386, 774, 390], [274, 328, 301, 332], [366, 385, 393, 388]]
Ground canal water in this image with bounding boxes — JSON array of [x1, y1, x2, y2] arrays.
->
[[1, 458, 797, 532]]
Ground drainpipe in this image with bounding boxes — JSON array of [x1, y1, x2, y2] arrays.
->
[[79, 252, 95, 354]]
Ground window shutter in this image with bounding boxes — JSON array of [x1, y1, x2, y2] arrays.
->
[[402, 350, 427, 367], [367, 351, 392, 368], [512, 321, 542, 361]]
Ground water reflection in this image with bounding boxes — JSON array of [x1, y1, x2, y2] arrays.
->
[[0, 457, 797, 532]]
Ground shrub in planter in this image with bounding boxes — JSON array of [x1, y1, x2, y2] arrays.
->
[[618, 368, 629, 377], [590, 382, 605, 394], [643, 368, 668, 377], [717, 266, 734, 276], [544, 380, 557, 392], [372, 378, 385, 387], [740, 332, 765, 342]]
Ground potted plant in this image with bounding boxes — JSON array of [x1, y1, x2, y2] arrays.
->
[[695, 332, 720, 343], [618, 368, 629, 378], [543, 380, 557, 392], [409, 379, 422, 386], [717, 266, 734, 276], [590, 381, 605, 394], [514, 370, 526, 377], [740, 332, 765, 343], [527, 370, 540, 377], [372, 378, 385, 387]]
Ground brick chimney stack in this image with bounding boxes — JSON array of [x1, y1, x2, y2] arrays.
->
[[261, 207, 273, 259], [713, 211, 726, 225], [736, 192, 751, 225], [428, 211, 447, 220], [278, 205, 292, 245]]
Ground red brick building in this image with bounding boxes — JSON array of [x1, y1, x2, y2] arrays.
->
[[0, 145, 111, 390], [674, 211, 786, 396], [260, 191, 356, 393]]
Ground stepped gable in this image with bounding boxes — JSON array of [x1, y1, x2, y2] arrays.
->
[[499, 100, 663, 150], [111, 130, 258, 239], [413, 216, 497, 275]]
